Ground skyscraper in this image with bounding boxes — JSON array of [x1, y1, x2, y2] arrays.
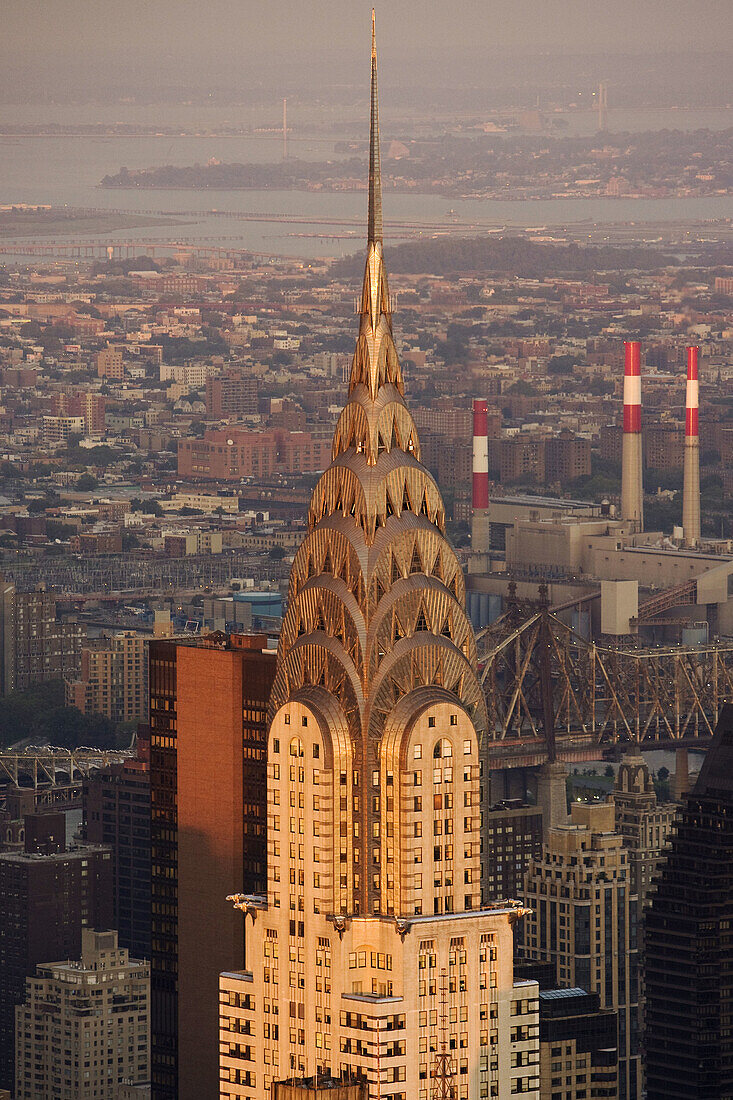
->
[[0, 838, 113, 1090], [219, 17, 539, 1100], [521, 802, 641, 1099], [644, 703, 733, 1099], [83, 735, 151, 960], [14, 929, 149, 1100], [613, 752, 676, 913], [149, 633, 276, 1100]]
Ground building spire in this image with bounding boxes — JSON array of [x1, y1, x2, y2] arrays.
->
[[368, 7, 383, 244]]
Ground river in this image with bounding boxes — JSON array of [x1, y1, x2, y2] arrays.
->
[[1, 103, 732, 259]]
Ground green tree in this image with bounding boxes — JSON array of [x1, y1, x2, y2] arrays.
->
[[76, 473, 99, 492]]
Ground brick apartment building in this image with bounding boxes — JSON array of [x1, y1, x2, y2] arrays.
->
[[601, 422, 685, 470], [50, 390, 107, 434], [96, 347, 125, 379], [177, 427, 332, 481], [545, 431, 592, 483], [205, 370, 258, 419]]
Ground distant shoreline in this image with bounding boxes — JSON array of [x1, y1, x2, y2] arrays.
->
[[0, 211, 182, 238], [97, 180, 733, 202]]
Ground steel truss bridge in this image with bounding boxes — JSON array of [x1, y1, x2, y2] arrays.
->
[[477, 588, 733, 767], [0, 747, 133, 790]]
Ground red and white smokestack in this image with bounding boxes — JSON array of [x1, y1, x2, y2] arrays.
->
[[683, 345, 700, 544], [473, 399, 489, 510], [471, 398, 490, 551], [621, 340, 644, 531]]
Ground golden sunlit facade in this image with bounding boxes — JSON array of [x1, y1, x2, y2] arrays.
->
[[219, 15, 539, 1100]]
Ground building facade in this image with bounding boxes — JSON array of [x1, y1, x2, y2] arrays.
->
[[66, 631, 148, 722], [644, 703, 733, 1099], [8, 589, 85, 693], [483, 799, 543, 904], [14, 929, 149, 1100], [149, 633, 276, 1100], [538, 987, 617, 1100], [178, 428, 332, 481], [206, 370, 259, 419], [97, 346, 125, 379], [83, 738, 151, 960], [613, 753, 677, 912], [521, 802, 641, 1099], [0, 841, 113, 1090], [219, 27, 539, 1100]]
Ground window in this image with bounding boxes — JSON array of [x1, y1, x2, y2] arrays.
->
[[414, 745, 422, 759]]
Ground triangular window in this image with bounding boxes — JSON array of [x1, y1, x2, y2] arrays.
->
[[410, 544, 422, 574]]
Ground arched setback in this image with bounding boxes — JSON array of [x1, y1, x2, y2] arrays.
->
[[268, 695, 355, 918], [380, 699, 482, 917]]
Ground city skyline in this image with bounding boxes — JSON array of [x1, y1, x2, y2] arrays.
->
[[0, 3, 732, 1100]]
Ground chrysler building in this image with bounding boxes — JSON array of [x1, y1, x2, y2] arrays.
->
[[219, 14, 539, 1100]]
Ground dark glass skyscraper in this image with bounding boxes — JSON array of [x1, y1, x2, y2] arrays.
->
[[645, 703, 733, 1099]]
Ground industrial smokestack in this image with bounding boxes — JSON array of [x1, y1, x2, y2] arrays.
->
[[683, 345, 701, 545], [472, 398, 490, 552], [621, 340, 644, 531]]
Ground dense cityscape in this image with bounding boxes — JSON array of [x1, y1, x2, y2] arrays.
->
[[1, 5, 733, 1100]]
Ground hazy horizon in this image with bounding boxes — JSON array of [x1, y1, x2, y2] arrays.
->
[[2, 1, 732, 105]]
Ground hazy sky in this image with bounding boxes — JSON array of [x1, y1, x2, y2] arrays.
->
[[2, 0, 732, 98]]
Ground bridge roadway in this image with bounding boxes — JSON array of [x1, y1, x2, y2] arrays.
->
[[485, 731, 711, 768], [0, 731, 711, 789], [0, 747, 134, 789]]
